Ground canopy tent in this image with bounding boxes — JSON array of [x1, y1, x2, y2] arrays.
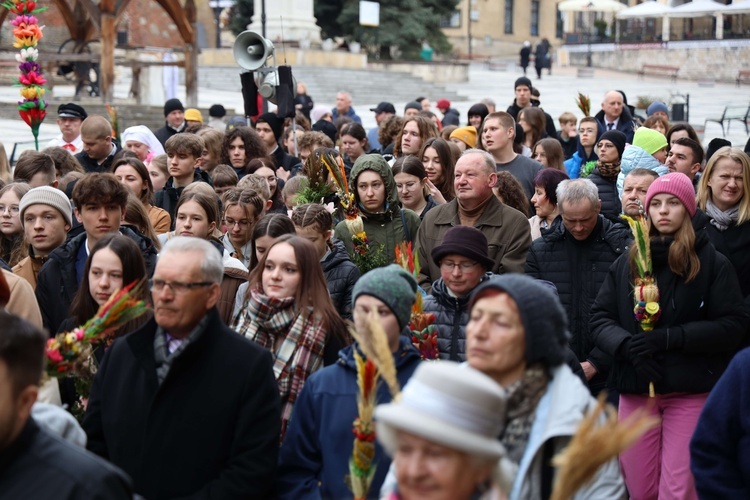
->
[[617, 1, 672, 42], [616, 1, 671, 18], [667, 0, 726, 18], [558, 0, 628, 12]]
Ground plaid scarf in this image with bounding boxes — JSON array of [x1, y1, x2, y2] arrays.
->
[[233, 284, 327, 439]]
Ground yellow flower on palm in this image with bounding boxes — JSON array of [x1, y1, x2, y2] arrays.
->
[[20, 86, 43, 100]]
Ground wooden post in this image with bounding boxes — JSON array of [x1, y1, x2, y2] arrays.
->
[[184, 0, 198, 107], [99, 0, 115, 102]]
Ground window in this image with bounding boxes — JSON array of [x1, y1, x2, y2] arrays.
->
[[440, 10, 461, 29], [504, 0, 514, 34], [530, 0, 539, 36]]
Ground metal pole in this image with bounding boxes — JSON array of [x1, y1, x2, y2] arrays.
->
[[261, 0, 267, 38], [214, 6, 222, 48]]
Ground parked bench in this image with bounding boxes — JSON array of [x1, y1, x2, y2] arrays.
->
[[737, 70, 750, 87], [638, 64, 679, 83], [704, 105, 750, 137]]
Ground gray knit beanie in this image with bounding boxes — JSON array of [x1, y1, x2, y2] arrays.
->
[[352, 264, 417, 331], [470, 274, 569, 368], [19, 186, 73, 227]]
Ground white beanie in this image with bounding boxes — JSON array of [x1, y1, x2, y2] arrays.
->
[[19, 186, 73, 226]]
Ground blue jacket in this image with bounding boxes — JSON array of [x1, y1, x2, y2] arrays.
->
[[564, 122, 603, 179], [276, 337, 421, 499], [331, 106, 362, 124], [616, 145, 668, 198], [691, 347, 750, 497]]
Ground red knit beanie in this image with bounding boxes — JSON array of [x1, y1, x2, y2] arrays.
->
[[645, 172, 697, 217]]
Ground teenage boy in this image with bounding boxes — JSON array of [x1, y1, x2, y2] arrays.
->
[[276, 265, 421, 499], [155, 133, 211, 225], [13, 152, 58, 188], [36, 174, 157, 334], [564, 116, 602, 179], [13, 187, 72, 290], [557, 112, 578, 160], [255, 113, 302, 179], [481, 111, 543, 201]]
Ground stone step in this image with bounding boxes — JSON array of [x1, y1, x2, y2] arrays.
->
[[197, 65, 465, 104]]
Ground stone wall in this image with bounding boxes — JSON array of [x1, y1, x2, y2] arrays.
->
[[561, 40, 750, 82]]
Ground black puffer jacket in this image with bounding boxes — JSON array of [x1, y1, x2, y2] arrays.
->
[[154, 170, 213, 229], [588, 169, 622, 222], [35, 227, 158, 334], [590, 231, 747, 395], [693, 209, 750, 299], [525, 216, 631, 391], [423, 272, 492, 361], [321, 239, 360, 320]]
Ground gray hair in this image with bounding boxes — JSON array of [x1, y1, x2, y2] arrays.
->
[[556, 179, 600, 213], [460, 148, 496, 175], [336, 91, 352, 102], [159, 236, 224, 284]]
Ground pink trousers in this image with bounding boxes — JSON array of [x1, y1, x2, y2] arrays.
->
[[619, 393, 707, 500]]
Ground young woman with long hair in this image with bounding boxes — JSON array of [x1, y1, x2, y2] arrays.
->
[[419, 137, 456, 204], [232, 234, 350, 439], [339, 122, 369, 168], [591, 172, 746, 499], [393, 115, 438, 158], [392, 156, 438, 219], [112, 157, 171, 234], [517, 107, 547, 153], [0, 182, 30, 266], [220, 188, 265, 269], [532, 138, 566, 172], [291, 203, 360, 319]]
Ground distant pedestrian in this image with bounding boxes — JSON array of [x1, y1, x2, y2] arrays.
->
[[520, 41, 531, 75], [534, 38, 552, 79]]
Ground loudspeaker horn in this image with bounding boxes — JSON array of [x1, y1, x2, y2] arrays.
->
[[233, 31, 274, 71]]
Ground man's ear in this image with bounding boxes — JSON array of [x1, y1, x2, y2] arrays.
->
[[488, 172, 498, 188], [74, 207, 82, 224]]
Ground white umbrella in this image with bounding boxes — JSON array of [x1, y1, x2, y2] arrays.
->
[[616, 0, 672, 19], [667, 0, 726, 18], [558, 0, 627, 13], [723, 0, 750, 15]]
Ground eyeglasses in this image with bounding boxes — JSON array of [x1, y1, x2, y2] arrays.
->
[[0, 205, 20, 215], [225, 219, 250, 228], [149, 279, 213, 294], [440, 261, 478, 272]]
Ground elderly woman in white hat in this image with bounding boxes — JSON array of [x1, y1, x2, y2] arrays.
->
[[375, 362, 511, 500], [121, 125, 166, 165]]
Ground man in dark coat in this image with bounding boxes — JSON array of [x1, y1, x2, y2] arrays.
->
[[83, 237, 281, 499], [0, 312, 133, 499], [595, 90, 636, 143], [526, 178, 631, 396], [36, 174, 157, 334], [153, 98, 186, 147], [74, 115, 124, 173]]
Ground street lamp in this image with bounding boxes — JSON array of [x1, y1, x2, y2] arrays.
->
[[209, 0, 235, 48]]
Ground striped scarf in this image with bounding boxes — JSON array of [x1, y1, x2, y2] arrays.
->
[[233, 284, 327, 439]]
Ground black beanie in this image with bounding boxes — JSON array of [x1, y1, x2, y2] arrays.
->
[[312, 119, 337, 144], [706, 138, 731, 163], [470, 275, 569, 369], [209, 104, 226, 118], [599, 130, 627, 159], [514, 76, 532, 90], [256, 112, 283, 141], [164, 98, 184, 117]]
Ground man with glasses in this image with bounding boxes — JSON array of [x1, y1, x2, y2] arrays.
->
[[423, 226, 494, 361], [83, 237, 281, 499], [525, 179, 631, 397]]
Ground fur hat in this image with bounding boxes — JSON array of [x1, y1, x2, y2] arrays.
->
[[209, 104, 226, 118], [19, 186, 73, 227], [470, 275, 569, 369], [352, 264, 417, 331], [645, 171, 697, 217], [376, 362, 507, 460]]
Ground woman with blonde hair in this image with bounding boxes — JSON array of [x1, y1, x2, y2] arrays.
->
[[695, 146, 750, 300]]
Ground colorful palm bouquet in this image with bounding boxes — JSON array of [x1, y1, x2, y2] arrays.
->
[[296, 147, 334, 206], [622, 210, 661, 398], [395, 242, 439, 360], [347, 351, 379, 500], [7, 0, 47, 150], [45, 281, 150, 378], [322, 148, 385, 273]]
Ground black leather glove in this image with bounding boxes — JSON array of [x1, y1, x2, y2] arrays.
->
[[632, 328, 684, 357]]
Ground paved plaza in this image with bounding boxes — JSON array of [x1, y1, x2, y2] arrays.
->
[[1, 62, 748, 149]]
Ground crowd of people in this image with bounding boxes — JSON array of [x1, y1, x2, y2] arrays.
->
[[1, 75, 750, 499]]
